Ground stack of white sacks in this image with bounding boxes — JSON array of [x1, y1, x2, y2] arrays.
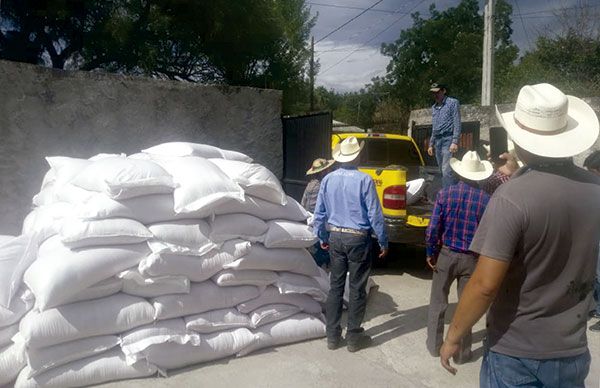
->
[[0, 142, 329, 387]]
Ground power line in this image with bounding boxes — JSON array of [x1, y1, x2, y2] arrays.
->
[[513, 3, 600, 16], [319, 0, 427, 75], [314, 0, 384, 44], [308, 2, 399, 14], [512, 0, 533, 48]]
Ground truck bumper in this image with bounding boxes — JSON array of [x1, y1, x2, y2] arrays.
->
[[384, 217, 426, 245]]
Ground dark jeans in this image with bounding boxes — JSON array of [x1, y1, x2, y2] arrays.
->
[[480, 349, 590, 388], [325, 231, 372, 341]]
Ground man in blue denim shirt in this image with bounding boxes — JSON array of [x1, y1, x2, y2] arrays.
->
[[313, 136, 388, 352], [427, 83, 461, 188]]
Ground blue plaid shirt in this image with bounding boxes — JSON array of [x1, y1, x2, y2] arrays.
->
[[430, 96, 461, 145], [425, 181, 490, 257]]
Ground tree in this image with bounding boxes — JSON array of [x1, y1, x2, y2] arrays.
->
[[0, 0, 316, 113], [379, 0, 518, 112]]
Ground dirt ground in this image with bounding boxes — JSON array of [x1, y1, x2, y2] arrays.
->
[[103, 245, 600, 388]]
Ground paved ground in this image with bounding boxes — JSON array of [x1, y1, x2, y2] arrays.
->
[[104, 246, 600, 388]]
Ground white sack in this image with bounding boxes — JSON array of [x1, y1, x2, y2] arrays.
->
[[343, 274, 377, 305], [224, 244, 320, 277], [239, 314, 326, 356], [249, 304, 302, 328], [147, 219, 217, 256], [153, 156, 244, 214], [22, 203, 71, 242], [118, 268, 190, 298], [25, 335, 120, 378], [263, 219, 317, 249], [24, 236, 150, 310], [209, 213, 268, 243], [209, 159, 286, 205], [120, 318, 198, 365], [19, 293, 155, 349], [54, 183, 96, 204], [32, 186, 54, 207], [14, 349, 157, 388], [70, 156, 175, 199], [0, 288, 34, 328], [0, 234, 38, 308], [142, 328, 255, 372], [212, 269, 278, 288], [276, 272, 328, 303], [139, 239, 250, 282], [214, 195, 309, 221], [153, 282, 259, 320], [0, 323, 19, 347], [237, 286, 322, 315], [45, 156, 91, 198], [0, 342, 26, 386], [77, 193, 209, 223], [142, 142, 252, 163], [185, 308, 251, 334], [61, 277, 123, 305], [59, 217, 152, 248]]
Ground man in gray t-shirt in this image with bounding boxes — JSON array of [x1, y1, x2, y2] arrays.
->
[[438, 83, 600, 388]]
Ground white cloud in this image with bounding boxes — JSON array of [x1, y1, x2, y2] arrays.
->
[[314, 41, 389, 93]]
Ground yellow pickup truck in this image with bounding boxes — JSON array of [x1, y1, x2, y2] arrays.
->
[[331, 132, 433, 245]]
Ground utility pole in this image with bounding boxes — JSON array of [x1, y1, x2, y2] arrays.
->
[[309, 36, 315, 111], [481, 0, 494, 106]]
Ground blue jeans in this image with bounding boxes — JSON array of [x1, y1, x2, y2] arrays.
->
[[434, 136, 456, 188], [480, 349, 590, 388], [594, 246, 600, 315], [325, 232, 372, 341]]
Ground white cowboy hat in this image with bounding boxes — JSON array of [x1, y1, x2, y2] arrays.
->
[[449, 151, 493, 181], [306, 158, 335, 175], [495, 83, 599, 158], [332, 136, 365, 163]]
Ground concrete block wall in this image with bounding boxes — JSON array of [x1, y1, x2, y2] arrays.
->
[[0, 60, 282, 234]]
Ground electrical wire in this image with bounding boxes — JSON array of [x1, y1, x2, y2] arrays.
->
[[314, 0, 384, 44]]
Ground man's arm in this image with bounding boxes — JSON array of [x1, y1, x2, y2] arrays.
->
[[364, 177, 388, 256], [451, 99, 461, 146], [425, 192, 444, 269], [440, 255, 510, 374], [312, 180, 329, 246]]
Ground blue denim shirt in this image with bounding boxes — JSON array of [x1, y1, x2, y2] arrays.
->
[[313, 165, 388, 249], [430, 96, 461, 145]]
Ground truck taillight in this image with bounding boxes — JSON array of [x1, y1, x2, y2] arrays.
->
[[383, 185, 406, 209]]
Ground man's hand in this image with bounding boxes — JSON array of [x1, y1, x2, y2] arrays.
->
[[498, 152, 519, 177], [439, 340, 460, 375], [426, 256, 437, 271], [427, 146, 434, 156], [449, 143, 458, 153], [320, 242, 329, 251], [378, 247, 389, 259]]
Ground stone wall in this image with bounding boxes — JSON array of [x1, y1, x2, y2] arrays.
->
[[0, 60, 282, 234], [408, 97, 600, 166]]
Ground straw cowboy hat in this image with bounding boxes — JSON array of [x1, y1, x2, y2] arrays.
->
[[495, 83, 599, 158], [306, 158, 335, 175], [449, 151, 493, 181], [332, 136, 365, 163]]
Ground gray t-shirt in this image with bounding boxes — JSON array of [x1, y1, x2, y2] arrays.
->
[[470, 163, 600, 359]]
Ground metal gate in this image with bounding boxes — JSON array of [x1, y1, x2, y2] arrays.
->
[[282, 111, 332, 202], [412, 121, 481, 166]]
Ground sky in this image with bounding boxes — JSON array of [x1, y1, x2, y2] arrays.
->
[[309, 0, 600, 92]]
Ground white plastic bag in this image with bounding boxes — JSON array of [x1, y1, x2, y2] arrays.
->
[[185, 308, 251, 334], [19, 293, 155, 349], [61, 277, 123, 305], [119, 268, 190, 298], [0, 288, 34, 328], [209, 213, 268, 243], [249, 304, 302, 328], [209, 159, 286, 205], [153, 282, 259, 320], [0, 342, 26, 386], [59, 218, 152, 248], [276, 272, 328, 303], [263, 219, 317, 249], [0, 323, 18, 347], [236, 286, 322, 315], [21, 203, 72, 242], [147, 219, 217, 256], [212, 269, 278, 288], [25, 236, 150, 310], [71, 156, 176, 199], [224, 244, 320, 277], [142, 142, 253, 163], [214, 195, 309, 221], [0, 234, 38, 308]]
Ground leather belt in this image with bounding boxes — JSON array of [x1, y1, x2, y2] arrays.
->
[[329, 226, 368, 236]]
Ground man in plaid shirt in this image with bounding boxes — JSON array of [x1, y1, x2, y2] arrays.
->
[[425, 151, 493, 364]]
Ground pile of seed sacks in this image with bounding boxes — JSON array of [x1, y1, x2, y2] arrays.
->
[[0, 142, 329, 387]]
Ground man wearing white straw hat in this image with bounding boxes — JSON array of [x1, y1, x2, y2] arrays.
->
[[425, 151, 492, 364], [313, 136, 388, 352], [439, 83, 600, 387]]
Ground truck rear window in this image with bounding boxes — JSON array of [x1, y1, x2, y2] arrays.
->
[[357, 138, 422, 168]]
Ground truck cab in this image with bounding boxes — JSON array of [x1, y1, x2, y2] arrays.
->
[[331, 132, 433, 245]]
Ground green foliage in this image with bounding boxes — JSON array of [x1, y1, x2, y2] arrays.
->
[[0, 0, 315, 114]]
